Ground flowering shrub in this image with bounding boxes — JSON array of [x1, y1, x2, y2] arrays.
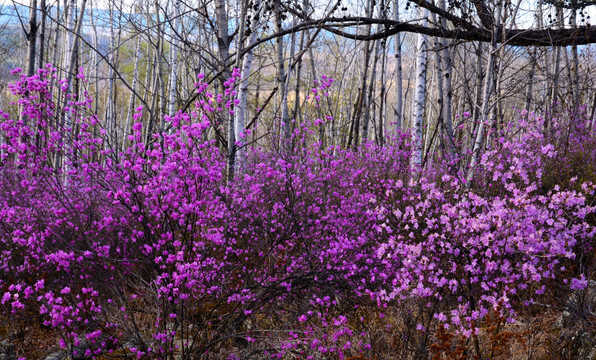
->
[[0, 66, 595, 359]]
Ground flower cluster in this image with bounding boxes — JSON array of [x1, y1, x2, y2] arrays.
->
[[0, 66, 594, 359]]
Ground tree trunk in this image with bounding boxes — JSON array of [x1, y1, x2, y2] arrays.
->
[[439, 0, 454, 153], [63, 0, 76, 78], [292, 22, 306, 122], [167, 0, 181, 117], [525, 47, 537, 112], [362, 39, 380, 142], [379, 37, 387, 144], [228, 0, 249, 180], [57, 0, 86, 170], [50, 2, 61, 85], [37, 0, 46, 69], [123, 34, 142, 151], [493, 19, 506, 140], [146, 52, 159, 144], [410, 8, 430, 171], [89, 2, 98, 119], [423, 63, 435, 161], [215, 0, 230, 78], [432, 11, 444, 149], [549, 6, 563, 116], [304, 45, 326, 145], [274, 1, 290, 141], [214, 0, 231, 155], [471, 42, 484, 146], [393, 0, 403, 133], [65, 0, 87, 88], [62, 0, 87, 129], [570, 5, 580, 112], [26, 0, 38, 77], [466, 26, 498, 185], [234, 3, 260, 174], [348, 0, 374, 150], [153, 2, 165, 132], [106, 1, 117, 149]]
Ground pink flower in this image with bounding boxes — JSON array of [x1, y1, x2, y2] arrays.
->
[[571, 275, 588, 290]]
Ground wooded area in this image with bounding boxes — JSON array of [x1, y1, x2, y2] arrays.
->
[[1, 0, 595, 170], [1, 0, 596, 359]]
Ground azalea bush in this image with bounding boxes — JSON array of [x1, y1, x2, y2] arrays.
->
[[0, 66, 595, 359]]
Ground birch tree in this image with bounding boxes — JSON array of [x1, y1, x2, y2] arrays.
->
[[274, 0, 291, 140], [410, 7, 430, 171], [393, 0, 403, 133], [26, 0, 38, 77], [167, 0, 181, 116], [438, 0, 454, 154], [234, 1, 263, 173]]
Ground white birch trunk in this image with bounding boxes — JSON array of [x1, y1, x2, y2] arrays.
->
[[410, 8, 430, 171], [26, 0, 38, 77], [363, 39, 380, 142], [64, 0, 87, 93], [275, 1, 290, 140], [233, 1, 262, 173], [123, 34, 142, 151], [570, 7, 579, 111], [215, 0, 230, 71], [393, 0, 403, 132], [234, 31, 258, 173], [90, 3, 99, 116], [380, 38, 388, 143], [550, 7, 563, 112], [439, 0, 454, 151], [59, 0, 86, 172], [63, 0, 76, 78], [167, 0, 181, 116], [472, 43, 484, 136], [50, 3, 61, 84], [431, 16, 445, 152], [106, 3, 116, 149]]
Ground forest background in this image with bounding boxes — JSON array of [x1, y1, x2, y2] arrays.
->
[[1, 0, 596, 358]]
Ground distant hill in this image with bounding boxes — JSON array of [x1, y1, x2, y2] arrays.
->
[[0, 3, 148, 33]]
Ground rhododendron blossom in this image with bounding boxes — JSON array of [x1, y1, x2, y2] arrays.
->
[[0, 66, 594, 359]]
